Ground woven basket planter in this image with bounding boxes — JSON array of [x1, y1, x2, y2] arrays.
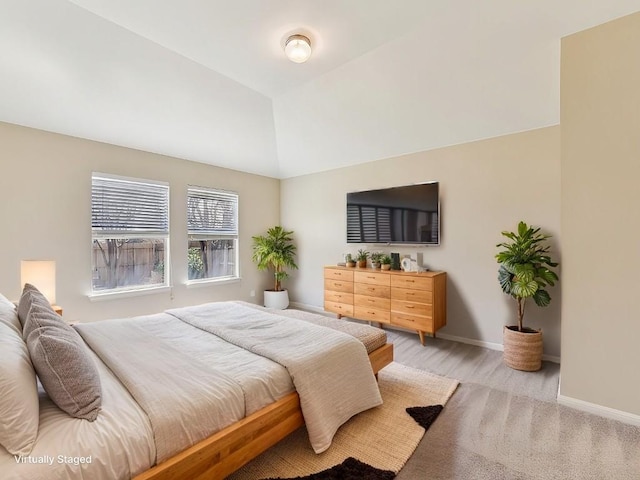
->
[[503, 326, 543, 372]]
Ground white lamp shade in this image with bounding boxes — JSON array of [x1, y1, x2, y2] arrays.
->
[[21, 260, 56, 304], [284, 34, 312, 63]]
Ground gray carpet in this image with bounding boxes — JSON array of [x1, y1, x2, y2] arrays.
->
[[386, 329, 640, 479]]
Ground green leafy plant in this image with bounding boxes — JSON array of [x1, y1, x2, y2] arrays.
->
[[496, 221, 559, 332], [370, 252, 384, 263], [252, 226, 298, 292], [381, 255, 392, 265], [187, 248, 204, 279], [355, 249, 369, 262], [345, 253, 356, 267]]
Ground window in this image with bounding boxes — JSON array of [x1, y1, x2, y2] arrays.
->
[[187, 186, 238, 282], [91, 173, 169, 294]]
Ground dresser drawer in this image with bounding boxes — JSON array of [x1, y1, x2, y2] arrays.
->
[[390, 275, 432, 291], [391, 287, 432, 303], [324, 301, 354, 317], [391, 312, 433, 332], [354, 306, 390, 323], [391, 300, 432, 317], [324, 278, 354, 293], [324, 268, 354, 281], [324, 290, 353, 304], [354, 271, 390, 286], [355, 294, 391, 310], [355, 282, 391, 298]]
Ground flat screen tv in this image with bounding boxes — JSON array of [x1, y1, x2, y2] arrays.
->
[[346, 182, 440, 245]]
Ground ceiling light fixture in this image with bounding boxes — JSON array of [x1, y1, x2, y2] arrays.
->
[[284, 34, 312, 63]]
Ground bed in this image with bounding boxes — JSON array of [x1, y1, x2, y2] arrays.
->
[[0, 289, 393, 480]]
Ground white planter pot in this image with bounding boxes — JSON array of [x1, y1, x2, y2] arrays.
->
[[264, 290, 289, 310]]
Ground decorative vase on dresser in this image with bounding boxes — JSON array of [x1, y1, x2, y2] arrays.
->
[[323, 266, 447, 345]]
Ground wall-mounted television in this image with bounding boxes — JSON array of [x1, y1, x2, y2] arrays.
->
[[346, 182, 440, 245]]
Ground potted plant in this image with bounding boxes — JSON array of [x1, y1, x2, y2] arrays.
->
[[355, 249, 369, 268], [345, 254, 356, 268], [496, 221, 559, 371], [370, 252, 383, 269], [380, 254, 392, 271], [252, 226, 298, 309]]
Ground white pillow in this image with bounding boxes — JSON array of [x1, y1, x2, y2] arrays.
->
[[0, 315, 39, 455], [0, 294, 20, 332], [0, 293, 14, 308]]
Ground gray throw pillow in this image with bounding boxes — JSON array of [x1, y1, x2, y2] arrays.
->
[[26, 304, 102, 421], [17, 283, 51, 330], [22, 289, 62, 342]]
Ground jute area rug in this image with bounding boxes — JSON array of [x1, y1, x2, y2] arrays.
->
[[229, 362, 459, 480]]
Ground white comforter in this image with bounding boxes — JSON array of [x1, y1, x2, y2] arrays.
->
[[75, 312, 295, 463]]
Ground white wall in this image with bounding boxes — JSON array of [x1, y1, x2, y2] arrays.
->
[[273, 8, 561, 178], [0, 122, 280, 322], [560, 12, 640, 416], [0, 0, 279, 177], [281, 126, 562, 357]]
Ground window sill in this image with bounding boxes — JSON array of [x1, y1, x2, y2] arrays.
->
[[88, 285, 172, 302], [186, 277, 241, 288]]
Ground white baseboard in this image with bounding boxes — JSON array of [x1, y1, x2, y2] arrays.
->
[[289, 302, 561, 363], [436, 332, 503, 352], [437, 332, 561, 363], [557, 394, 640, 427], [289, 302, 327, 315]]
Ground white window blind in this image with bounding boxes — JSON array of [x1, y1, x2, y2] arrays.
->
[[187, 187, 238, 237], [92, 174, 169, 236]]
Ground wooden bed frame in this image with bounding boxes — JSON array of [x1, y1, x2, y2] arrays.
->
[[134, 342, 394, 480]]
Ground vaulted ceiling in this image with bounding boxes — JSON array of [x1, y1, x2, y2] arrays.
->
[[2, 1, 639, 178]]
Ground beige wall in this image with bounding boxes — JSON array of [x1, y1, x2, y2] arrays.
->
[[560, 12, 640, 415], [282, 126, 562, 357], [0, 122, 280, 321]]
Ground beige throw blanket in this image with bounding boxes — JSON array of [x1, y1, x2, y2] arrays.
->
[[167, 301, 383, 453]]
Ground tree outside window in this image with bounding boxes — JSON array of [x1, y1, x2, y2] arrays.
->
[[187, 186, 238, 282]]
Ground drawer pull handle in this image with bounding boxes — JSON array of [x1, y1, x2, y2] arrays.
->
[[367, 276, 376, 279], [335, 283, 342, 286], [406, 305, 414, 309], [407, 279, 415, 283]]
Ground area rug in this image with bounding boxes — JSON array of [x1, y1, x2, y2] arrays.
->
[[228, 362, 459, 480]]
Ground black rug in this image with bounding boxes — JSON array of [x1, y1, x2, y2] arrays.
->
[[264, 457, 395, 480], [263, 405, 444, 480], [406, 404, 444, 431]]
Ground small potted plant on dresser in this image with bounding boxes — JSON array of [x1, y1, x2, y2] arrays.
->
[[252, 226, 298, 309], [345, 254, 356, 268], [380, 255, 392, 271], [496, 221, 559, 371], [370, 252, 383, 269], [355, 249, 369, 268]]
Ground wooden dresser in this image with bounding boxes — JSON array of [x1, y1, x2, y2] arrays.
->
[[324, 266, 447, 345]]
